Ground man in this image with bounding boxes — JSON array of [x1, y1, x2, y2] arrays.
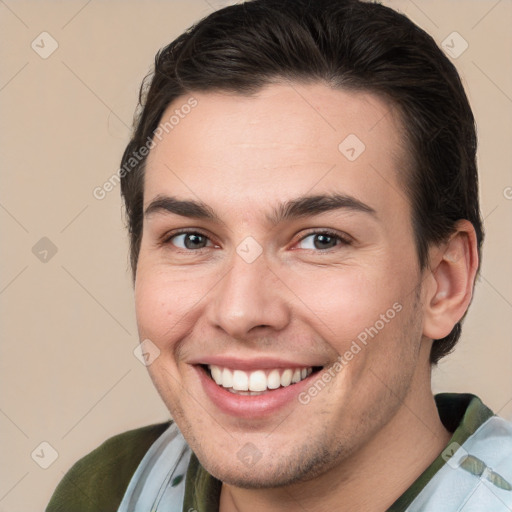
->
[[47, 0, 512, 510]]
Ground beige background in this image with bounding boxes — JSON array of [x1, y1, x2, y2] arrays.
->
[[0, 1, 511, 510]]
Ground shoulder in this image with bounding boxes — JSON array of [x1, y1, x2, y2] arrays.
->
[[46, 421, 171, 512], [405, 400, 512, 511]]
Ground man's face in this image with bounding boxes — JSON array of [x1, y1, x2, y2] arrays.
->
[[135, 83, 430, 487]]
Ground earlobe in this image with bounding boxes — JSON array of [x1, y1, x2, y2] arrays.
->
[[423, 220, 479, 340]]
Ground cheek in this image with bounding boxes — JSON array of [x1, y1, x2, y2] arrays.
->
[[287, 261, 408, 349], [134, 267, 201, 396], [134, 263, 205, 345]]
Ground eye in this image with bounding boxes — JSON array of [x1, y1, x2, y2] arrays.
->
[[166, 231, 214, 250], [296, 231, 350, 251]]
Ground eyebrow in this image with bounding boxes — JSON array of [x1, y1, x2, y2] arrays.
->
[[144, 193, 376, 225]]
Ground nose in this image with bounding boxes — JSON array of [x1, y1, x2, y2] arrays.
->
[[206, 249, 291, 341]]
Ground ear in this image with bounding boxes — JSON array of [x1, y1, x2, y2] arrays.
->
[[422, 220, 479, 340]]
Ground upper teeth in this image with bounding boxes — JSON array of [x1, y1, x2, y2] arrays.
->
[[208, 365, 313, 392]]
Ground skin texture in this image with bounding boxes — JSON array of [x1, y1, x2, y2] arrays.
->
[[135, 83, 478, 511]]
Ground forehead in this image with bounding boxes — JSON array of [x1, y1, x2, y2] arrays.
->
[[144, 82, 408, 216]]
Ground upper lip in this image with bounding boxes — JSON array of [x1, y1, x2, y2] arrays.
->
[[188, 355, 326, 371]]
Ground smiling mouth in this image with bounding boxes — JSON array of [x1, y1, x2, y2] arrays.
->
[[202, 364, 323, 395]]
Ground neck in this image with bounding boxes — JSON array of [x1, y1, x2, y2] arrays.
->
[[219, 361, 451, 512]]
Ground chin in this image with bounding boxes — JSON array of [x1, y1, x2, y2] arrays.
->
[[199, 441, 340, 489]]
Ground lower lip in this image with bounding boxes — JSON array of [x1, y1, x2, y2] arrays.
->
[[195, 366, 316, 418]]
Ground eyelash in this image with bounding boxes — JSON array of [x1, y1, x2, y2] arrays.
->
[[161, 228, 352, 252]]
